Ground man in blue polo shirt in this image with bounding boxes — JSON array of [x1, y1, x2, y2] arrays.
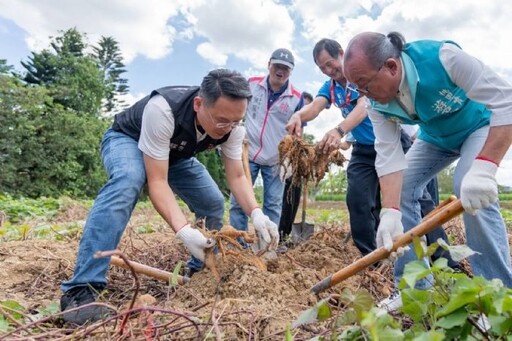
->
[[287, 39, 457, 263]]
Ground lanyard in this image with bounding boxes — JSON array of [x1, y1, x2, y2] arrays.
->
[[330, 79, 355, 109]]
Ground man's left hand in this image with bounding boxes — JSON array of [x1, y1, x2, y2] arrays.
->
[[461, 159, 498, 215], [251, 208, 279, 250]]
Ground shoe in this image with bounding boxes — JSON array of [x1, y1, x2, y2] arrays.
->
[[60, 285, 112, 325], [378, 289, 403, 312], [476, 314, 490, 331], [183, 266, 200, 278], [276, 244, 288, 253]]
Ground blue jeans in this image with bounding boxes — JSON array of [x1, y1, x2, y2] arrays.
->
[[61, 129, 225, 292], [229, 160, 284, 233], [395, 125, 512, 289]]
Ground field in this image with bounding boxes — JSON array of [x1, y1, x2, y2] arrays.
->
[[0, 198, 511, 340]]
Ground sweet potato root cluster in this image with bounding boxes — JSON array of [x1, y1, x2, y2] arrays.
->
[[278, 135, 347, 187]]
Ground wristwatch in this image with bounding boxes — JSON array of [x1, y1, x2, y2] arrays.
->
[[335, 125, 345, 138]]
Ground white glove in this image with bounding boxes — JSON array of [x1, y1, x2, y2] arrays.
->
[[377, 208, 403, 251], [176, 224, 215, 261], [461, 159, 498, 215], [251, 208, 279, 249], [279, 158, 293, 181]]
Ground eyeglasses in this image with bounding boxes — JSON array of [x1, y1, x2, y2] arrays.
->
[[205, 108, 242, 129], [353, 66, 383, 95]]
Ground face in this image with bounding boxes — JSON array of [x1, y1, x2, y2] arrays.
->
[[344, 56, 401, 104], [315, 49, 344, 82], [194, 96, 247, 139], [268, 62, 292, 89]]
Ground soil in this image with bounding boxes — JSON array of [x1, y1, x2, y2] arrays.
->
[[0, 201, 494, 340]]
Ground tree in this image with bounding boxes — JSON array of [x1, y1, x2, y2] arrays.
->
[[0, 72, 108, 198], [21, 28, 107, 116], [93, 36, 129, 113]]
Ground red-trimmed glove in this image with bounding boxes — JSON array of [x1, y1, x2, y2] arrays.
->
[[176, 224, 215, 261], [461, 159, 498, 215], [377, 208, 403, 251]]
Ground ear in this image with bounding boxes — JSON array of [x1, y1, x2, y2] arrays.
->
[[193, 96, 202, 112], [385, 58, 400, 75], [338, 48, 344, 58]]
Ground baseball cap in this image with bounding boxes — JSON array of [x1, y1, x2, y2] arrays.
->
[[270, 48, 294, 69]]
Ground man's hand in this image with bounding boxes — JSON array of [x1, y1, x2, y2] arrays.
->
[[317, 128, 342, 154], [251, 208, 279, 250], [377, 208, 403, 251], [461, 158, 498, 215], [286, 114, 302, 136], [176, 224, 215, 261]]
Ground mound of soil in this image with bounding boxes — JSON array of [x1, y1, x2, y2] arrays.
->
[[0, 221, 395, 339]]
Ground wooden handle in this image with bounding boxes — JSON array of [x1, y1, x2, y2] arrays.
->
[[242, 139, 252, 183], [422, 195, 457, 221], [110, 256, 189, 285], [311, 198, 463, 294], [301, 181, 308, 223]]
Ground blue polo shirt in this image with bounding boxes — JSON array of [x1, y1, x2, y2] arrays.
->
[[317, 79, 375, 145]]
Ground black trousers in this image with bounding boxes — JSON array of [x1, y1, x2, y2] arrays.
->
[[278, 178, 302, 239], [347, 140, 459, 268]]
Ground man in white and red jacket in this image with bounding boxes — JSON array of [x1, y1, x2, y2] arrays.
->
[[229, 48, 303, 242]]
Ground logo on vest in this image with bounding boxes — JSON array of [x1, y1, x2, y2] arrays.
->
[[279, 102, 290, 113]]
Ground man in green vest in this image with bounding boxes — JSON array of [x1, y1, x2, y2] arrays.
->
[[343, 31, 512, 311]]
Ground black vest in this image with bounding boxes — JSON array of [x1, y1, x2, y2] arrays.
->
[[112, 86, 230, 162]]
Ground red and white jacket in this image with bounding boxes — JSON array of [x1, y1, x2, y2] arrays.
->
[[245, 75, 301, 166]]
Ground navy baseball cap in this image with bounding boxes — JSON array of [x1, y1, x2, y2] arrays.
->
[[270, 48, 294, 69]]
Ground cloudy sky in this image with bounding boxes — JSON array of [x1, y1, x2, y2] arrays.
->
[[1, 0, 511, 185]]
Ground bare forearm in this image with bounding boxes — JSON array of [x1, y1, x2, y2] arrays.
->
[[228, 175, 259, 215], [479, 125, 512, 164], [338, 98, 367, 133], [379, 171, 403, 208], [148, 183, 187, 233]]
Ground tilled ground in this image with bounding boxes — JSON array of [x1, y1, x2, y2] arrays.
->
[[0, 204, 477, 340]]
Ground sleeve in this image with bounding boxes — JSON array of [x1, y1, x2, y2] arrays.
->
[[219, 125, 245, 160], [439, 43, 512, 127], [367, 105, 406, 177], [316, 80, 333, 109], [138, 95, 175, 160]]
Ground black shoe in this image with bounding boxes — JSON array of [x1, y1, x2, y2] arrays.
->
[[60, 285, 112, 325], [183, 266, 201, 279]]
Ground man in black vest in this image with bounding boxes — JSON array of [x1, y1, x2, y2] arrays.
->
[[59, 69, 279, 325]]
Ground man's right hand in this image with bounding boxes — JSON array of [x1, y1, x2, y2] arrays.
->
[[176, 224, 215, 261], [286, 114, 302, 136], [376, 208, 403, 251]]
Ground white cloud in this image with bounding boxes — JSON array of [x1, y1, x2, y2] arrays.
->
[[0, 0, 183, 63], [184, 0, 296, 67]]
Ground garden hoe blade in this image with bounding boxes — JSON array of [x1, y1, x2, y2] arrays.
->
[[291, 181, 314, 243]]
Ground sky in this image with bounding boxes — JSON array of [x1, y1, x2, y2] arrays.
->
[[0, 0, 511, 185]]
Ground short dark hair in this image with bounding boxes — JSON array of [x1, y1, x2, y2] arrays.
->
[[313, 38, 341, 65], [199, 69, 252, 106], [302, 91, 313, 103]]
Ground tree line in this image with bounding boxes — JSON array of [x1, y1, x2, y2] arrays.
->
[[0, 28, 228, 199]]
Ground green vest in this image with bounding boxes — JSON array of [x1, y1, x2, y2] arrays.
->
[[371, 40, 490, 150]]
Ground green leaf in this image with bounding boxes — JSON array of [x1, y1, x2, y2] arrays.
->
[[285, 324, 293, 341], [0, 316, 10, 332], [400, 288, 430, 322], [412, 237, 427, 258], [378, 327, 404, 341], [292, 299, 331, 329], [436, 308, 468, 329], [402, 261, 430, 289], [444, 244, 479, 262], [411, 330, 445, 341], [170, 261, 183, 287], [0, 301, 25, 321]]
